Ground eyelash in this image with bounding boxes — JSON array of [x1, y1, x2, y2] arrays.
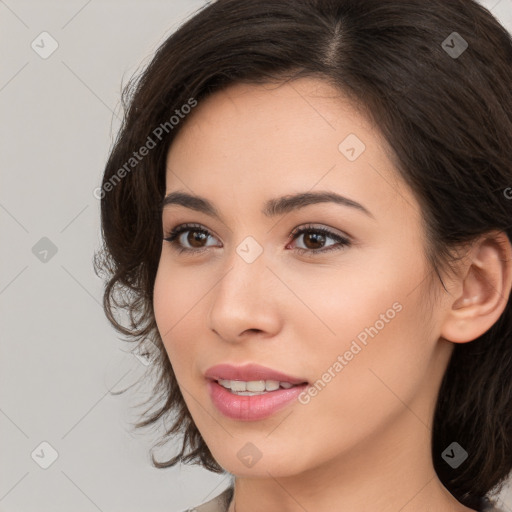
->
[[163, 223, 351, 256]]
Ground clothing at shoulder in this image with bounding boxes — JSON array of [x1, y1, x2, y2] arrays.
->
[[181, 488, 507, 512], [182, 486, 234, 512]]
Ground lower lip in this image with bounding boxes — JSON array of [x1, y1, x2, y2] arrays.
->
[[207, 380, 308, 421]]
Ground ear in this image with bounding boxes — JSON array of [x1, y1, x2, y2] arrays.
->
[[440, 230, 512, 344]]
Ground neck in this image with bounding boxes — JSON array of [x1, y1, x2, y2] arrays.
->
[[226, 407, 476, 512]]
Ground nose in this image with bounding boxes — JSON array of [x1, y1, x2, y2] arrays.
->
[[207, 247, 282, 343]]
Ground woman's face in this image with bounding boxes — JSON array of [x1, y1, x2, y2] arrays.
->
[[153, 78, 454, 478]]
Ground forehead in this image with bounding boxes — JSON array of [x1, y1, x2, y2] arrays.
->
[[170, 78, 379, 151], [164, 77, 417, 223]]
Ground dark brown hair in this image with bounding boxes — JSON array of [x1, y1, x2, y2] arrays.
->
[[94, 0, 512, 508]]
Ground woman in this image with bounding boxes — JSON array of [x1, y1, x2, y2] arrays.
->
[[94, 0, 512, 511]]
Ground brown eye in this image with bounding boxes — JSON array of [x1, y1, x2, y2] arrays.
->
[[288, 225, 351, 256], [301, 231, 327, 250], [186, 230, 209, 248], [163, 223, 219, 254], [163, 223, 351, 256]]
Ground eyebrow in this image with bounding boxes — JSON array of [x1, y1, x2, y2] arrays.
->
[[161, 190, 375, 221]]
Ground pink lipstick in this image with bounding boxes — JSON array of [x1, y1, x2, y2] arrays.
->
[[205, 363, 309, 421]]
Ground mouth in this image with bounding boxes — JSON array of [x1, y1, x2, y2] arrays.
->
[[204, 363, 309, 421], [213, 378, 307, 396], [204, 362, 308, 387]]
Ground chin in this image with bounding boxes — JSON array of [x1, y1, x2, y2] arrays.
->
[[210, 444, 311, 478]]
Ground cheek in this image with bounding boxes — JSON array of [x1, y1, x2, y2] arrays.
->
[[274, 247, 421, 357], [152, 261, 196, 370], [297, 281, 434, 445], [287, 251, 434, 416], [152, 257, 223, 387]]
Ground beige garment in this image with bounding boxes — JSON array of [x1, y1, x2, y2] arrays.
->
[[184, 486, 233, 512], [183, 486, 507, 512]]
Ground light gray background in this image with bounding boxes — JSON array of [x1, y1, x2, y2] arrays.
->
[[1, 1, 512, 511]]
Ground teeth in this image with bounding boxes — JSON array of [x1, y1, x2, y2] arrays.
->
[[217, 379, 298, 392], [246, 380, 266, 392], [263, 380, 280, 391], [231, 380, 248, 392]]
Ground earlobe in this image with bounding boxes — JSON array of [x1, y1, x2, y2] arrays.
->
[[440, 231, 512, 344]]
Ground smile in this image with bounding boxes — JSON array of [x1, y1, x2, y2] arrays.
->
[[217, 379, 297, 395]]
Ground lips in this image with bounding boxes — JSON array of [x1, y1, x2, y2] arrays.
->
[[204, 363, 308, 385], [204, 363, 309, 421]]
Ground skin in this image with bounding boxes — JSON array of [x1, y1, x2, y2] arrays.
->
[[153, 77, 512, 512]]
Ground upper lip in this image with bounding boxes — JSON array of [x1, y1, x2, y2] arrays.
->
[[205, 363, 308, 384]]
